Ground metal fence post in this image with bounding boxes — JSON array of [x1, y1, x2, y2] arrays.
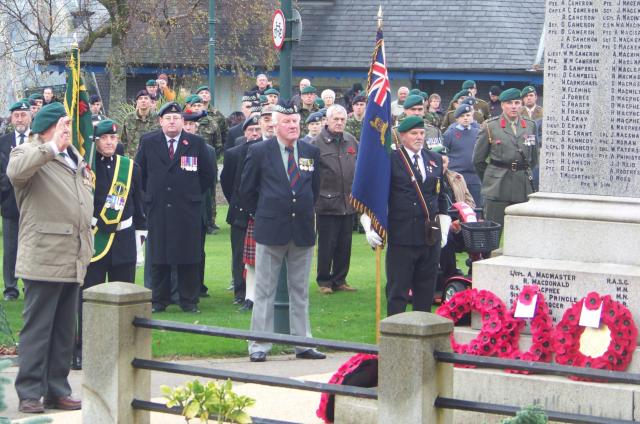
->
[[83, 282, 152, 424], [378, 311, 453, 424]]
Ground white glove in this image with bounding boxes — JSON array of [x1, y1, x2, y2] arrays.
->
[[135, 230, 148, 267], [360, 214, 382, 248], [438, 214, 452, 248]]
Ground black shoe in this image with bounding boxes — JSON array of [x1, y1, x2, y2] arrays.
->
[[238, 300, 253, 312], [152, 304, 166, 313], [71, 354, 82, 370], [3, 293, 17, 301], [249, 351, 267, 362], [200, 292, 210, 298], [296, 349, 326, 360]]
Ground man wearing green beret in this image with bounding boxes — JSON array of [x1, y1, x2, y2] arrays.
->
[[299, 85, 319, 124], [8, 102, 93, 413], [146, 79, 159, 98], [520, 86, 543, 121], [264, 88, 280, 105], [121, 89, 159, 158], [362, 115, 448, 315], [461, 80, 490, 121], [72, 119, 146, 369], [473, 87, 538, 227], [196, 85, 229, 145], [28, 94, 43, 115], [0, 101, 31, 301], [399, 95, 444, 151]]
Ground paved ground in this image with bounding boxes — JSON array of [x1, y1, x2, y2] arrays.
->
[[3, 352, 353, 423]]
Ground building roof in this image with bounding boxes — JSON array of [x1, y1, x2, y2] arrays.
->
[[293, 0, 545, 72]]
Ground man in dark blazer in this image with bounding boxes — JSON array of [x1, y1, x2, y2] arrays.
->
[[239, 101, 325, 362], [362, 116, 448, 316], [220, 114, 262, 308], [224, 93, 257, 151], [0, 100, 31, 300], [135, 102, 215, 313]]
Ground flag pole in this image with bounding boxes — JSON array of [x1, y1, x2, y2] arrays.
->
[[374, 4, 383, 344]]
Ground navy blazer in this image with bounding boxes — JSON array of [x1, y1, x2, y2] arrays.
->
[[135, 129, 215, 264], [239, 138, 320, 247], [0, 132, 19, 219], [388, 146, 448, 246], [221, 139, 260, 228]]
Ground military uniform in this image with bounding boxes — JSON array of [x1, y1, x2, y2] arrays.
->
[[344, 116, 363, 141], [474, 98, 491, 121], [208, 105, 228, 149], [520, 105, 544, 121], [120, 110, 159, 158], [473, 114, 538, 227], [441, 108, 484, 131]]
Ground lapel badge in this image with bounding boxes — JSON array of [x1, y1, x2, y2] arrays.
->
[[182, 139, 189, 145]]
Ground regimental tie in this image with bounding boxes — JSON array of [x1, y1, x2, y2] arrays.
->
[[168, 139, 175, 160], [413, 153, 423, 182], [285, 146, 302, 194], [18, 133, 25, 146]]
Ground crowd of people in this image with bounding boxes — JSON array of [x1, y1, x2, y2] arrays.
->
[[0, 73, 542, 413]]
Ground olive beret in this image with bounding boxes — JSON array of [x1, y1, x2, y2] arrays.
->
[[301, 85, 317, 94], [454, 104, 474, 119], [461, 80, 476, 90], [521, 86, 536, 97], [403, 95, 424, 110], [9, 100, 30, 112], [499, 88, 522, 102], [397, 115, 424, 133], [31, 102, 67, 134], [94, 119, 118, 137]]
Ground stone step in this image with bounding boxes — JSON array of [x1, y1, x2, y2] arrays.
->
[[452, 366, 639, 423]]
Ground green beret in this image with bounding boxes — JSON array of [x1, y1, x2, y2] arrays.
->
[[408, 89, 421, 96], [9, 101, 30, 112], [403, 95, 424, 110], [184, 94, 203, 105], [454, 104, 474, 119], [31, 102, 67, 134], [264, 88, 279, 96], [452, 90, 470, 102], [301, 85, 317, 94], [158, 102, 182, 116], [314, 98, 325, 109], [461, 80, 476, 90], [28, 93, 44, 101], [195, 85, 209, 94], [420, 91, 429, 100], [499, 88, 522, 102], [95, 119, 118, 137], [521, 86, 536, 97], [397, 115, 424, 133], [259, 95, 269, 105], [146, 79, 158, 87]]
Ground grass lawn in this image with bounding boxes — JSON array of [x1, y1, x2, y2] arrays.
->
[[0, 205, 468, 358]]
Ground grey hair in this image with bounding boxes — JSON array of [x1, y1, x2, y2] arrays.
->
[[321, 89, 336, 100], [326, 104, 347, 119]]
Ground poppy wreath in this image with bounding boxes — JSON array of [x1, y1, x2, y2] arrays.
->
[[504, 285, 554, 374], [436, 288, 518, 365], [553, 292, 638, 380]]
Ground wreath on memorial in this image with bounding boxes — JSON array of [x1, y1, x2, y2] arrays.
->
[[436, 289, 518, 363], [553, 292, 638, 378], [505, 285, 554, 374]]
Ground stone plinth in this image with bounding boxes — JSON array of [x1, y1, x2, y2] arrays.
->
[[83, 282, 152, 424], [334, 396, 378, 424]]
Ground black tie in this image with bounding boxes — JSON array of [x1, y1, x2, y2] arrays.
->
[[413, 154, 423, 182], [18, 133, 25, 145]]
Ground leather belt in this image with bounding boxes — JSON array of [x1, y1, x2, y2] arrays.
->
[[490, 159, 528, 171]]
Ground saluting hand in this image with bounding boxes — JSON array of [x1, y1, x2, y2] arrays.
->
[[53, 117, 71, 152]]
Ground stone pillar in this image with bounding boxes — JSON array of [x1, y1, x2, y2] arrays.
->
[[377, 311, 453, 424], [82, 282, 152, 424]]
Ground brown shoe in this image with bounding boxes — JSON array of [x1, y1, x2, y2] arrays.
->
[[44, 396, 81, 410], [318, 287, 333, 294], [19, 399, 44, 413], [335, 283, 357, 292]]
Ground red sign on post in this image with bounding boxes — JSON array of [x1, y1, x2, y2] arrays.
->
[[272, 9, 286, 50]]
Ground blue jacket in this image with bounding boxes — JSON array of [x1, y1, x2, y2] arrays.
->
[[443, 124, 481, 185], [239, 138, 320, 247]]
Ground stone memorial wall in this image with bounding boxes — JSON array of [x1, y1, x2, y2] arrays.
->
[[542, 0, 640, 197]]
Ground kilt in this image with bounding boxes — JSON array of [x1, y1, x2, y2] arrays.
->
[[243, 218, 256, 266]]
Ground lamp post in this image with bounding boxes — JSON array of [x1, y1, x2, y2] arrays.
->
[[208, 0, 216, 99]]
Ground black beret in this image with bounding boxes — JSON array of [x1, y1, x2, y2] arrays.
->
[[135, 90, 150, 100], [89, 94, 101, 104], [242, 115, 261, 131], [158, 102, 182, 116]]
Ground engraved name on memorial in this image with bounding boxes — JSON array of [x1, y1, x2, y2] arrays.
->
[[542, 0, 640, 196]]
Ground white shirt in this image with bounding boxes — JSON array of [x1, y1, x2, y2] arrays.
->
[[47, 141, 77, 170], [14, 129, 30, 146], [165, 133, 181, 153], [410, 150, 426, 183]]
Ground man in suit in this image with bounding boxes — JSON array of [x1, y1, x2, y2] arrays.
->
[[135, 102, 215, 313], [473, 88, 538, 227], [362, 116, 448, 316], [239, 101, 325, 362], [8, 102, 93, 413], [0, 100, 31, 300], [72, 119, 146, 370], [224, 93, 257, 151], [221, 114, 262, 309]]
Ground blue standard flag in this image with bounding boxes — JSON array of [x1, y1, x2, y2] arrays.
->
[[350, 28, 393, 239]]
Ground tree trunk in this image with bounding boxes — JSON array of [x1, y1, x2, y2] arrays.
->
[[106, 30, 127, 113]]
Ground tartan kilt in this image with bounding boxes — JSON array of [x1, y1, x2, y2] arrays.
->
[[243, 218, 256, 266]]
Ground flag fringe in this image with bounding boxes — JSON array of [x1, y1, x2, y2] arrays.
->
[[349, 194, 386, 242]]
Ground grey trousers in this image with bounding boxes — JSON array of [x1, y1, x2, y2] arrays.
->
[[2, 217, 19, 297], [249, 241, 314, 355], [15, 280, 79, 400]]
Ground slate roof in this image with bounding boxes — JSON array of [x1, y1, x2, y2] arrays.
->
[[293, 0, 545, 72]]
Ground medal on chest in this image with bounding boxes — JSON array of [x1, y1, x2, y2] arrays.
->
[[299, 157, 314, 172], [181, 156, 198, 171]]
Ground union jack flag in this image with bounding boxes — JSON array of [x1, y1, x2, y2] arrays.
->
[[350, 28, 393, 239]]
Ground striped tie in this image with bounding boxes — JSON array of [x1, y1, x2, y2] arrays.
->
[[285, 146, 302, 193]]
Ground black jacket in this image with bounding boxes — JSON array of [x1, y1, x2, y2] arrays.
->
[[224, 123, 244, 151], [388, 147, 448, 246], [239, 138, 320, 247], [135, 129, 215, 264], [93, 153, 146, 265], [221, 139, 260, 228], [0, 132, 20, 219]]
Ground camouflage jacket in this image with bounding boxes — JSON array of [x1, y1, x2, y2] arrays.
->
[[344, 116, 363, 141], [120, 110, 159, 158], [207, 105, 228, 144], [197, 114, 222, 154]]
